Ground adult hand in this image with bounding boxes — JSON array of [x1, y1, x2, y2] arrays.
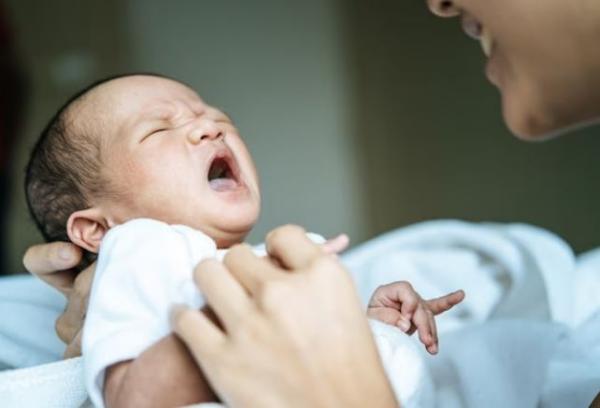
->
[[172, 225, 398, 408], [23, 242, 95, 358]]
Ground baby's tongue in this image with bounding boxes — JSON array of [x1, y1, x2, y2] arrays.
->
[[209, 178, 237, 191]]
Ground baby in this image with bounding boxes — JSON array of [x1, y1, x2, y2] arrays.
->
[[25, 74, 464, 407]]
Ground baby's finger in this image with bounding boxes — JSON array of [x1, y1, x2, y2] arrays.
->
[[412, 306, 435, 349], [398, 284, 420, 320], [396, 315, 412, 333], [427, 290, 465, 316], [367, 306, 404, 327], [321, 234, 350, 255], [369, 282, 420, 319], [427, 314, 439, 355]]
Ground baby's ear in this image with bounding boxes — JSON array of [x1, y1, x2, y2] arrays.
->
[[67, 208, 109, 254]]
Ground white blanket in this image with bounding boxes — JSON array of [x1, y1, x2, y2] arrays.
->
[[342, 220, 599, 407], [1, 220, 599, 407]]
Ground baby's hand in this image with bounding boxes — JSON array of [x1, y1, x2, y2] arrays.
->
[[320, 234, 350, 255], [367, 282, 465, 354]]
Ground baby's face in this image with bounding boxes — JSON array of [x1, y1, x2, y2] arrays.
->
[[81, 76, 260, 247]]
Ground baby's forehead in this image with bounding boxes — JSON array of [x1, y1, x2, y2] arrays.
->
[[69, 76, 203, 131], [92, 76, 200, 113]]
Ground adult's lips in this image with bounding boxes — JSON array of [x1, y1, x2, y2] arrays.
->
[[461, 13, 499, 86], [461, 13, 495, 58]]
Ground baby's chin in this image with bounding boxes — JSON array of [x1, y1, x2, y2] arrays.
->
[[212, 226, 254, 249], [203, 211, 260, 248]]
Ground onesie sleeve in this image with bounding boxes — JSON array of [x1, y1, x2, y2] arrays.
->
[[82, 219, 216, 408]]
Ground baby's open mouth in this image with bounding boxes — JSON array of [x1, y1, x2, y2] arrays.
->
[[207, 153, 240, 192]]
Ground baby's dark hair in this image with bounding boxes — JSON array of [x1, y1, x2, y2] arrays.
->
[[25, 72, 172, 270]]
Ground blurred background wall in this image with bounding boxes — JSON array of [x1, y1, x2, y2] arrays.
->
[[1, 0, 600, 275], [345, 1, 600, 249], [2, 0, 366, 274]]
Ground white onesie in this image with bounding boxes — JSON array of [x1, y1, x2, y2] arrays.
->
[[82, 218, 428, 408]]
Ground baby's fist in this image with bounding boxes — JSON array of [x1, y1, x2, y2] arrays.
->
[[367, 281, 465, 354]]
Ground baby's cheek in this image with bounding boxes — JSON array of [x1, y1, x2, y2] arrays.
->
[[105, 150, 151, 187]]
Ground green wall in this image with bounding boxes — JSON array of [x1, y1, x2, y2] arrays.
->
[[346, 0, 600, 252]]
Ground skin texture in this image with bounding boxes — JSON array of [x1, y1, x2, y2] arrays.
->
[[73, 76, 262, 406], [427, 0, 600, 139], [368, 283, 465, 355], [31, 75, 263, 406], [23, 242, 92, 358], [26, 76, 263, 360], [100, 234, 355, 407], [103, 333, 216, 407], [172, 225, 399, 408], [25, 78, 370, 408], [66, 75, 261, 253]]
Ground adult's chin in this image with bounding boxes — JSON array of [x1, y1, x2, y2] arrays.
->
[[500, 83, 564, 141], [499, 71, 599, 141]]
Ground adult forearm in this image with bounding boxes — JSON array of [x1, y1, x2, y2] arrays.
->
[[105, 334, 216, 408]]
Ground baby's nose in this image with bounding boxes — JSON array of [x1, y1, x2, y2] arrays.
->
[[187, 121, 223, 145]]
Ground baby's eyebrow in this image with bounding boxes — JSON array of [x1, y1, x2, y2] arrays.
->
[[144, 106, 176, 121], [222, 110, 233, 122], [125, 108, 171, 136], [212, 107, 233, 123]]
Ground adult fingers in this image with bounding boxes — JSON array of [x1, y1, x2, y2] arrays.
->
[[427, 290, 465, 316], [23, 242, 83, 294], [55, 263, 96, 343], [23, 242, 82, 275], [193, 258, 251, 330], [56, 303, 82, 344], [223, 244, 280, 295], [63, 330, 82, 359], [266, 225, 323, 270], [171, 305, 226, 359]]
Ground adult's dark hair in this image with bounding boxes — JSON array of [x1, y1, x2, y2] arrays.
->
[[25, 72, 173, 270]]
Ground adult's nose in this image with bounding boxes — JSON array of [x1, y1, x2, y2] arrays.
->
[[187, 120, 223, 145], [426, 0, 461, 18]]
